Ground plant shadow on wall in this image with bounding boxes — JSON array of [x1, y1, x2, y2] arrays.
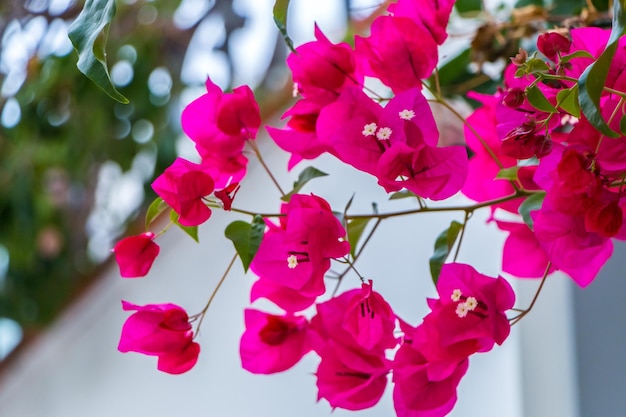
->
[[0, 0, 286, 361]]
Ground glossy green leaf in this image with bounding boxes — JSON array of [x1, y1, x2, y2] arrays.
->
[[145, 197, 168, 229], [273, 0, 295, 52], [559, 50, 594, 65], [429, 220, 463, 285], [68, 0, 129, 103], [556, 85, 581, 119], [347, 218, 371, 258], [496, 166, 520, 181], [170, 210, 199, 243], [518, 192, 545, 230], [389, 190, 418, 200], [281, 166, 328, 202], [578, 0, 626, 138], [526, 85, 557, 113], [525, 58, 550, 75], [224, 215, 265, 272]]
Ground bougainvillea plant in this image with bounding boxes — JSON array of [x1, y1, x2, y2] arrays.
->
[[71, 0, 626, 415]]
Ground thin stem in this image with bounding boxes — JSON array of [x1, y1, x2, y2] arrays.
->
[[452, 211, 471, 262], [346, 190, 531, 221], [331, 218, 382, 297], [510, 262, 551, 325], [247, 139, 286, 197], [230, 207, 283, 218], [192, 253, 238, 337]]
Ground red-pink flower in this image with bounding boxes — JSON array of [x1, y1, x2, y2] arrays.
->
[[356, 15, 437, 93], [151, 157, 214, 226], [311, 282, 397, 353], [113, 232, 160, 278], [316, 340, 390, 411], [392, 343, 468, 417], [182, 77, 261, 158], [250, 194, 350, 301], [288, 25, 361, 99], [433, 263, 515, 349], [388, 0, 456, 45], [239, 309, 312, 374], [118, 301, 200, 374]]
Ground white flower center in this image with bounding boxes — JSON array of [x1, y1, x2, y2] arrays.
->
[[376, 127, 392, 140], [287, 255, 298, 269], [456, 302, 469, 318], [451, 289, 462, 302], [399, 109, 415, 120], [362, 122, 377, 136], [465, 296, 478, 311]]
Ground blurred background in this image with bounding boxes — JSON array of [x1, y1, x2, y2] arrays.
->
[[0, 0, 623, 416]]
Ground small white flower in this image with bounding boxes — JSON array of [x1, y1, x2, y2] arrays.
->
[[465, 296, 478, 311], [292, 82, 300, 98], [377, 127, 392, 140], [399, 109, 415, 120], [362, 122, 378, 136], [451, 289, 462, 302], [287, 255, 298, 269], [456, 302, 469, 318]]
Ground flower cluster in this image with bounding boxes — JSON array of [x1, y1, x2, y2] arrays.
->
[[107, 0, 626, 415], [462, 27, 626, 287]]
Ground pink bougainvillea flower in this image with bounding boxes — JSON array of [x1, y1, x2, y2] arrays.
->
[[355, 15, 438, 93], [250, 278, 318, 313], [376, 141, 468, 200], [433, 263, 515, 349], [118, 301, 200, 374], [267, 96, 333, 170], [494, 220, 552, 278], [288, 25, 361, 99], [250, 194, 349, 301], [536, 32, 571, 62], [239, 309, 312, 374], [181, 76, 260, 159], [316, 340, 390, 411], [388, 0, 456, 45], [531, 203, 613, 287], [214, 182, 240, 211], [151, 157, 214, 226], [342, 280, 397, 351], [392, 337, 469, 417], [310, 284, 397, 354], [113, 232, 160, 278]]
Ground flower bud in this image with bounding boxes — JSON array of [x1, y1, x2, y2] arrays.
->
[[537, 32, 571, 62], [502, 88, 525, 108]]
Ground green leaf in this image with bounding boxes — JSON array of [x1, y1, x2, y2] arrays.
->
[[455, 0, 482, 15], [518, 192, 545, 230], [524, 58, 550, 75], [347, 218, 371, 258], [273, 0, 295, 52], [621, 114, 626, 135], [556, 85, 581, 119], [496, 166, 520, 181], [281, 166, 328, 202], [559, 50, 594, 65], [145, 197, 168, 229], [578, 0, 626, 138], [224, 215, 265, 272], [389, 190, 418, 200], [170, 210, 199, 243], [68, 0, 129, 103], [429, 221, 463, 285], [526, 84, 557, 113]]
